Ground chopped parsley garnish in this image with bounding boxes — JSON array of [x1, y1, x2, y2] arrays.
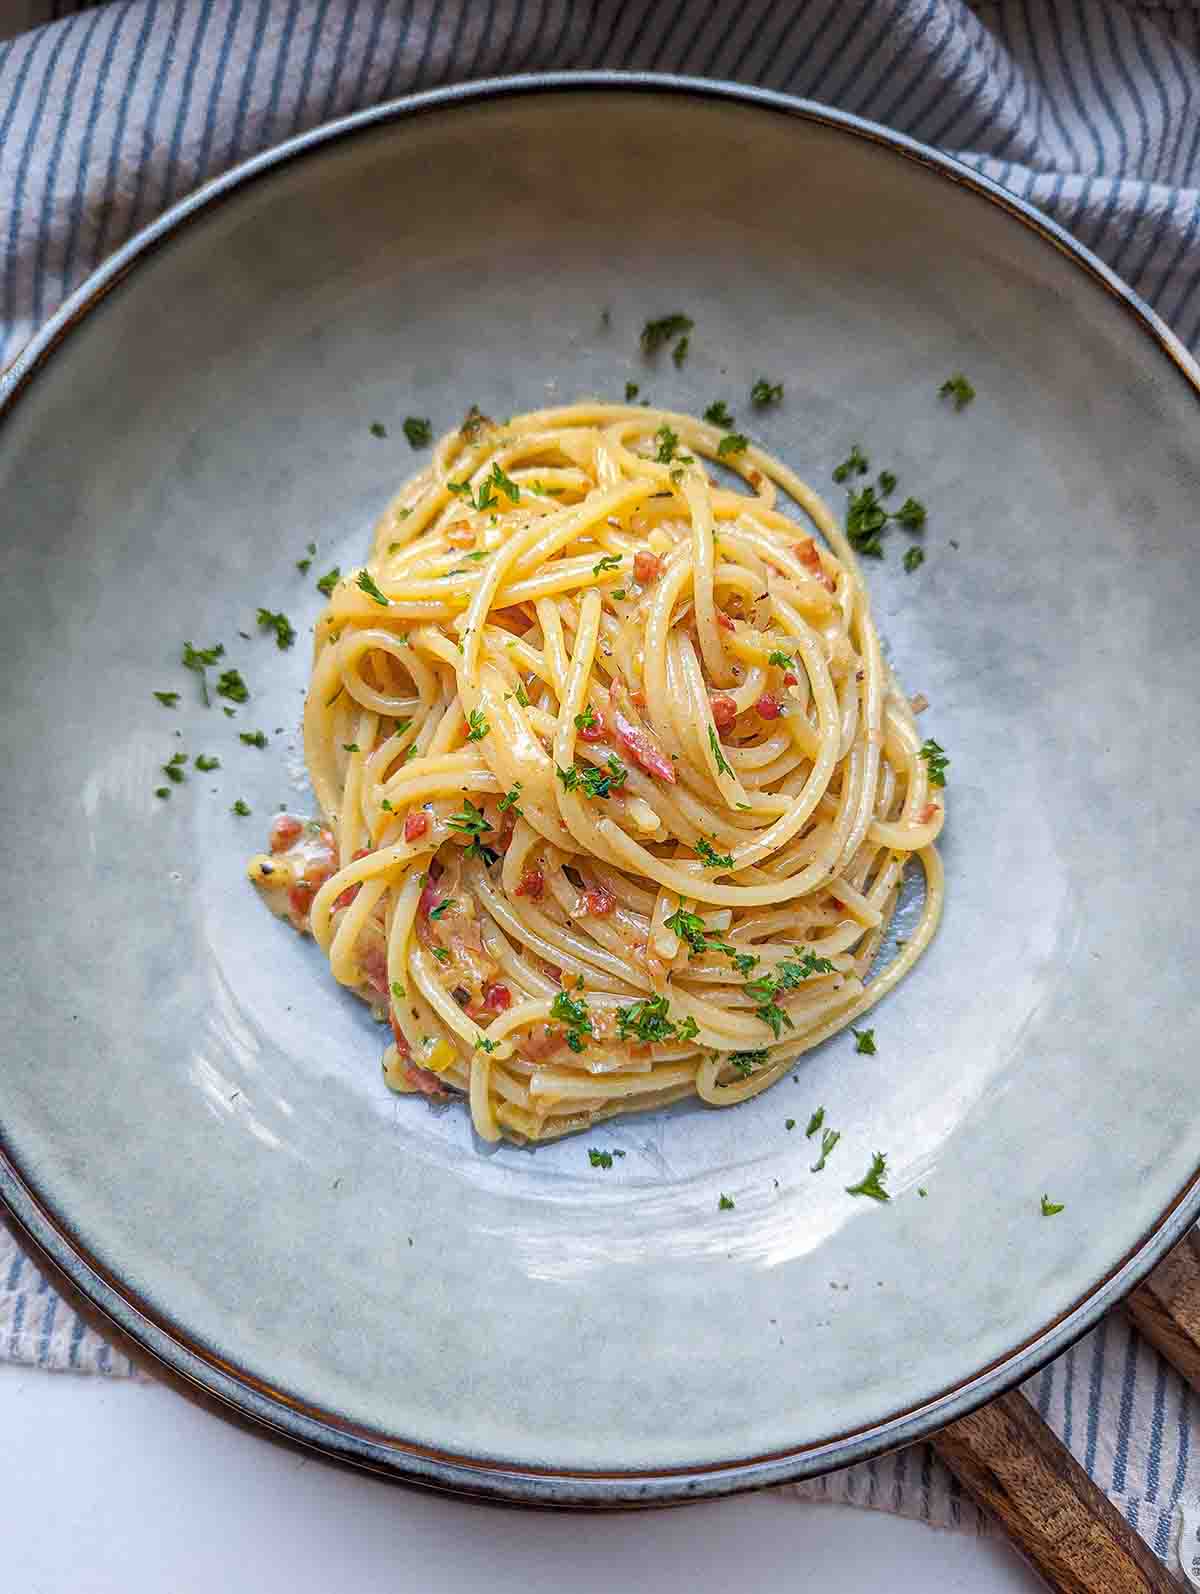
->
[[919, 738, 949, 786], [155, 787, 170, 799], [654, 424, 685, 465], [616, 995, 697, 1046], [851, 1026, 876, 1055], [161, 752, 187, 783], [610, 589, 626, 601], [474, 1034, 496, 1053], [624, 382, 640, 401], [728, 1049, 769, 1077], [903, 546, 925, 573], [732, 952, 759, 974], [391, 981, 405, 1002], [232, 799, 251, 816], [489, 460, 520, 503], [940, 373, 975, 411], [256, 607, 295, 650], [213, 668, 247, 704], [575, 705, 599, 732], [588, 1147, 625, 1168], [845, 486, 888, 557], [846, 1151, 890, 1202], [1041, 1194, 1065, 1216], [750, 378, 783, 407], [718, 1193, 735, 1210], [403, 416, 433, 448], [498, 783, 523, 816], [380, 799, 394, 812], [153, 690, 180, 707], [296, 540, 316, 575], [708, 727, 734, 780], [514, 681, 531, 708], [878, 469, 897, 497], [767, 650, 795, 669], [341, 741, 358, 753], [779, 951, 836, 986], [194, 754, 220, 772], [528, 481, 561, 497], [717, 432, 748, 458], [428, 898, 454, 920], [919, 1187, 928, 1198], [672, 334, 690, 368], [695, 838, 734, 870], [356, 569, 390, 606], [181, 641, 224, 705], [550, 987, 593, 1053], [592, 554, 622, 577], [805, 1107, 825, 1138], [785, 1118, 796, 1131], [811, 1128, 841, 1172], [369, 421, 387, 438], [556, 756, 628, 800], [464, 550, 489, 562], [316, 566, 340, 597], [430, 946, 450, 963], [640, 312, 693, 356], [466, 708, 489, 742], [743, 954, 833, 1040], [893, 497, 926, 531], [459, 404, 489, 441], [703, 400, 734, 427], [664, 901, 708, 956], [446, 798, 498, 865], [832, 445, 869, 483]]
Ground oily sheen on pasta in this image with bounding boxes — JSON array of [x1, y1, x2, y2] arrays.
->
[[249, 403, 945, 1144]]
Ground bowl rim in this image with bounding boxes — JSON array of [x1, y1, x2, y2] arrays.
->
[[3, 70, 1199, 1508]]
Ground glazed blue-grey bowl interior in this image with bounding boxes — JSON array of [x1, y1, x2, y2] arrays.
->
[[2, 77, 1199, 1505]]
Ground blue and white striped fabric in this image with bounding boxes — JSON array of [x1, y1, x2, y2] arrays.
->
[[3, 0, 1199, 1561]]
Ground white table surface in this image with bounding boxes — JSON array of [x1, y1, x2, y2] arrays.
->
[[0, 1364, 1044, 1593]]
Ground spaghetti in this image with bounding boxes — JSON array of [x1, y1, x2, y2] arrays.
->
[[248, 403, 945, 1143]]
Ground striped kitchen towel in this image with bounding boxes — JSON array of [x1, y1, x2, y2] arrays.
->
[[2, 0, 1199, 1563]]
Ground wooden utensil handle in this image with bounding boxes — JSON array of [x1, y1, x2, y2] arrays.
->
[[932, 1390, 1177, 1592], [1128, 1231, 1200, 1389]]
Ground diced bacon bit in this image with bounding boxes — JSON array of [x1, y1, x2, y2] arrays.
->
[[389, 1010, 412, 1059], [581, 885, 616, 918], [360, 944, 389, 996], [716, 610, 736, 633], [796, 538, 836, 592], [288, 881, 314, 918], [403, 1061, 448, 1097], [514, 866, 544, 900], [419, 878, 443, 917], [493, 605, 533, 636], [910, 692, 929, 714], [523, 1024, 563, 1061], [578, 710, 608, 743], [755, 694, 782, 720], [613, 707, 677, 783], [270, 814, 304, 852], [748, 468, 763, 489], [333, 847, 373, 911], [483, 982, 512, 1013], [634, 550, 662, 584], [445, 523, 476, 548], [404, 810, 430, 842], [782, 671, 798, 687], [710, 694, 738, 732], [918, 802, 940, 824]]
